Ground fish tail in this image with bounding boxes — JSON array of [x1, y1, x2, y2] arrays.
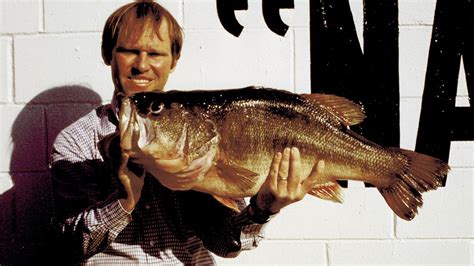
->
[[378, 149, 450, 221]]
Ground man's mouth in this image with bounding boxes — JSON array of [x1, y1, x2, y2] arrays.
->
[[130, 78, 153, 86]]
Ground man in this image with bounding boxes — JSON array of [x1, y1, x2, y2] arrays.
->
[[50, 1, 324, 264]]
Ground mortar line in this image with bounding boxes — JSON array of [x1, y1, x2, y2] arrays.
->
[[40, 0, 45, 32], [325, 242, 330, 266], [181, 0, 185, 27], [11, 36, 16, 103], [291, 28, 296, 93], [393, 213, 398, 238], [43, 103, 50, 169]]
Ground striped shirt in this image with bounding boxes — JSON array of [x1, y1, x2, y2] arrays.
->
[[50, 103, 267, 265]]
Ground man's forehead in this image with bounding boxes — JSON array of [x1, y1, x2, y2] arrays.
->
[[117, 18, 169, 44]]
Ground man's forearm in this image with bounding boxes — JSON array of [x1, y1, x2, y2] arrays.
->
[[55, 198, 131, 260]]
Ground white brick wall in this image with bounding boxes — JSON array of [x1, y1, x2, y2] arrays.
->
[[0, 37, 12, 103], [328, 240, 470, 265], [0, 1, 42, 33], [14, 34, 111, 103], [1, 0, 472, 264], [0, 105, 46, 172], [168, 29, 295, 90]]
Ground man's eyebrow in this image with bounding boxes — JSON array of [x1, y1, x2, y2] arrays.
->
[[116, 46, 133, 52]]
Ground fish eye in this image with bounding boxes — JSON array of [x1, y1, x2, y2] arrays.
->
[[148, 102, 164, 115]]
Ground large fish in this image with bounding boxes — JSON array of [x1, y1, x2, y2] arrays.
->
[[118, 86, 449, 220]]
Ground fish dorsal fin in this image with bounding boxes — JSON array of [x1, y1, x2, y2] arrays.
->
[[213, 195, 241, 213], [215, 162, 260, 193], [302, 93, 366, 126], [308, 181, 344, 203]]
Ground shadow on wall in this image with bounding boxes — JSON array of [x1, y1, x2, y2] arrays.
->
[[0, 85, 102, 264]]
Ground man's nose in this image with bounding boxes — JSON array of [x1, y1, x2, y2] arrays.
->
[[133, 52, 151, 73]]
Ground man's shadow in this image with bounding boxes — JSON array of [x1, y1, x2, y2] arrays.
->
[[0, 85, 102, 263]]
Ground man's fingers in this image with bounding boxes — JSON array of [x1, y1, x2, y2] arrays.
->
[[268, 152, 282, 187], [287, 147, 301, 192], [118, 153, 130, 175], [277, 148, 290, 191]]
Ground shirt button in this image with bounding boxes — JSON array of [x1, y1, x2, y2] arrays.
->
[[149, 241, 155, 247]]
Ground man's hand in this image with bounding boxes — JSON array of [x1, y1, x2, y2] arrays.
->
[[255, 147, 325, 214], [118, 153, 145, 213]]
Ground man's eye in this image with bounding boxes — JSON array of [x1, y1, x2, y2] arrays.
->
[[116, 47, 139, 55], [149, 52, 161, 57]]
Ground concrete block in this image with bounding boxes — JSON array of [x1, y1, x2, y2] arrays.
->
[[14, 34, 112, 103], [449, 141, 474, 168], [0, 174, 15, 260], [183, 0, 224, 30], [264, 186, 393, 239], [396, 168, 473, 238], [0, 37, 12, 103], [348, 0, 364, 48], [0, 105, 47, 172], [25, 84, 103, 105], [0, 174, 13, 195], [471, 241, 474, 265], [184, 0, 267, 31], [400, 28, 469, 101], [44, 0, 182, 32], [0, 1, 41, 33], [214, 240, 326, 265], [349, 0, 364, 27], [350, 0, 437, 27], [294, 27, 310, 94], [399, 27, 432, 98], [456, 58, 469, 106], [400, 98, 474, 167], [280, 0, 310, 28], [399, 0, 437, 26], [9, 171, 54, 261], [184, 0, 308, 32], [46, 103, 99, 156], [328, 240, 471, 265], [167, 29, 294, 90], [399, 98, 422, 150]]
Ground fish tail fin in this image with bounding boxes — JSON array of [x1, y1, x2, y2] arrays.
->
[[378, 149, 450, 220]]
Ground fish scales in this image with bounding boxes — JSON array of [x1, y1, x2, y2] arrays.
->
[[213, 94, 398, 187], [118, 86, 450, 220]]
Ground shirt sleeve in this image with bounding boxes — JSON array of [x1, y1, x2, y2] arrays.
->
[[182, 193, 271, 258], [50, 121, 131, 261], [223, 200, 272, 258]]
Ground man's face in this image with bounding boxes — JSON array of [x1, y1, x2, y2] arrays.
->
[[111, 20, 176, 96]]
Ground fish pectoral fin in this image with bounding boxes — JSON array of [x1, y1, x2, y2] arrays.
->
[[213, 195, 241, 213], [302, 93, 366, 126], [215, 162, 259, 193], [308, 181, 344, 203]]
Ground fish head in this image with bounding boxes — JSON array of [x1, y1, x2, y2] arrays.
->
[[120, 92, 220, 168]]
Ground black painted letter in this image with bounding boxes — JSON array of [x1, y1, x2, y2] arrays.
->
[[310, 0, 399, 187], [216, 0, 248, 37], [262, 0, 294, 36]]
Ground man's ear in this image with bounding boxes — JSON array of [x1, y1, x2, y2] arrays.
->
[[102, 47, 112, 66], [170, 57, 179, 73]]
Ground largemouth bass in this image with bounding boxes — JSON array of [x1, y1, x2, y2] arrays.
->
[[118, 86, 449, 220]]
